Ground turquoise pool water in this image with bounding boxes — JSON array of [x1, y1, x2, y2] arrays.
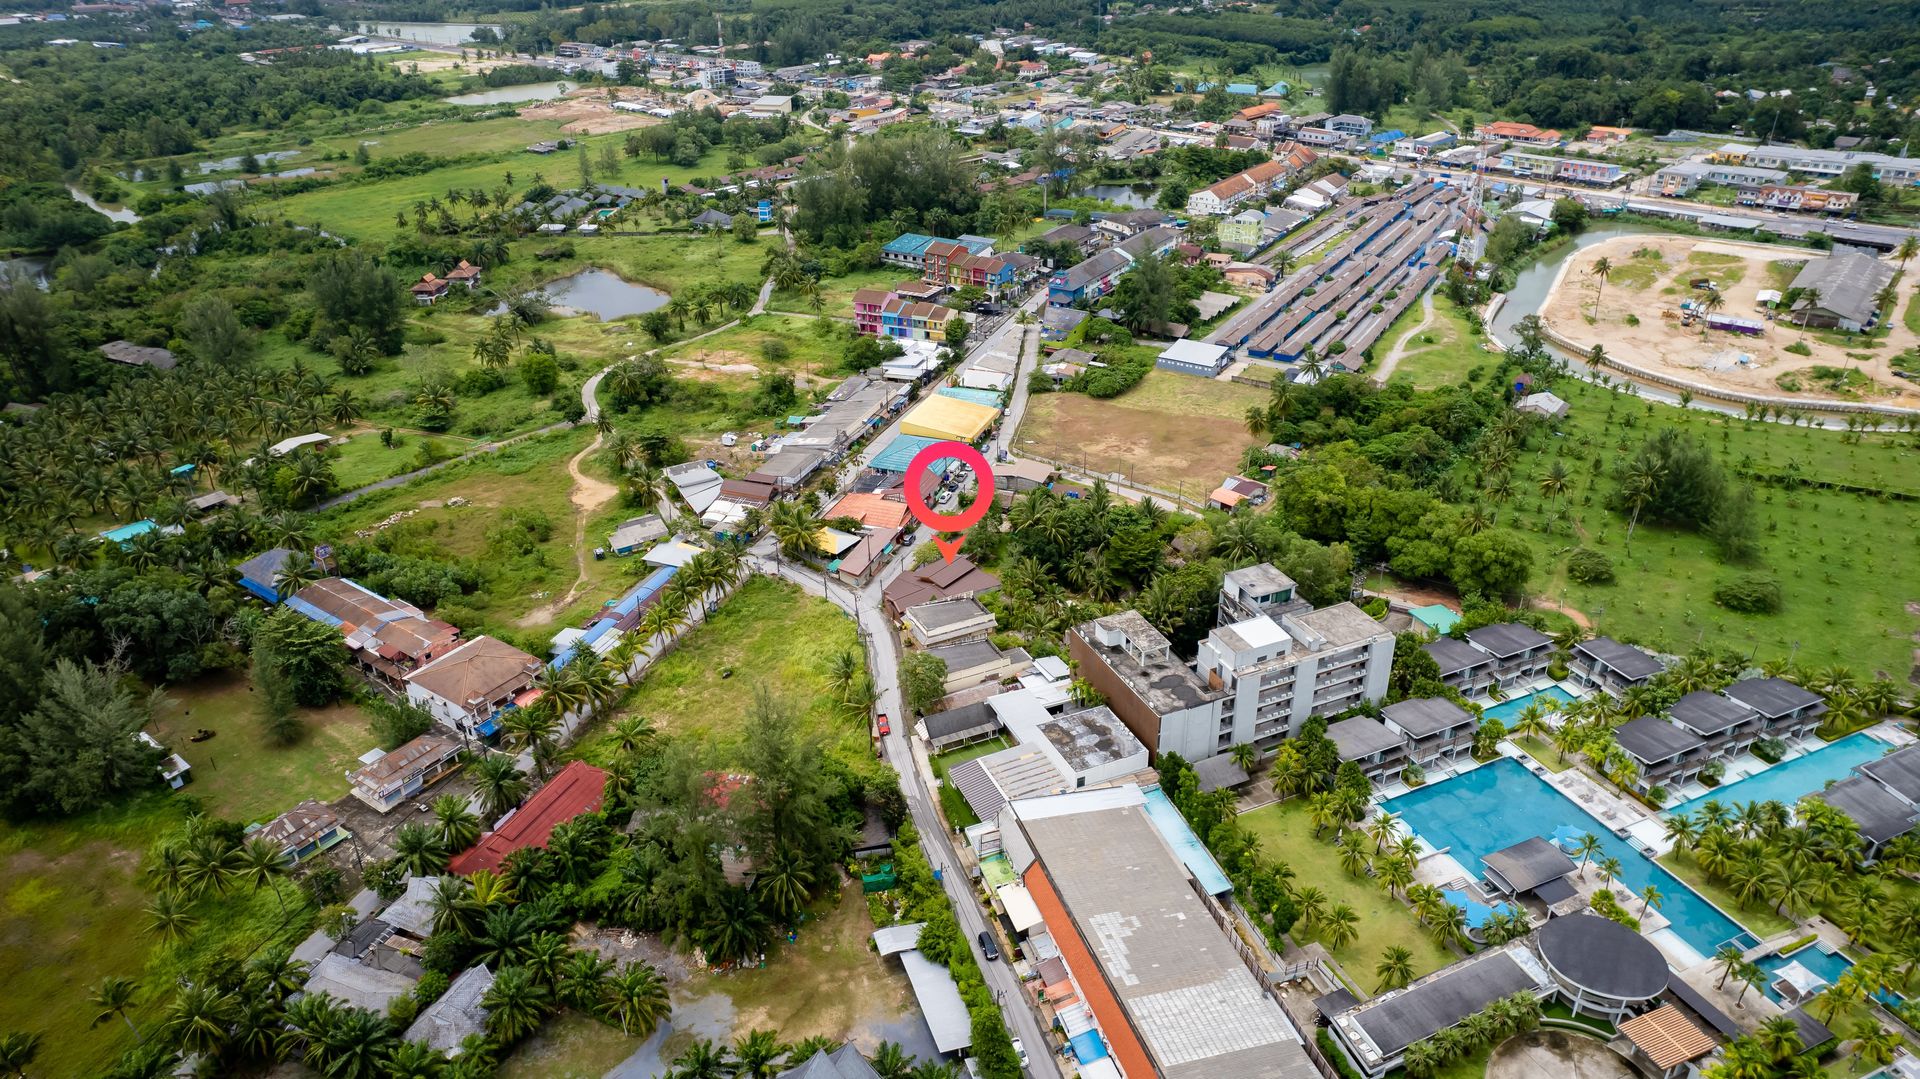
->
[[1386, 758, 1754, 965], [1755, 941, 1898, 1007], [1665, 732, 1884, 819], [1141, 786, 1233, 896], [1481, 685, 1576, 724]]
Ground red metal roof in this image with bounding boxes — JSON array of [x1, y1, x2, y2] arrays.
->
[[447, 760, 607, 875]]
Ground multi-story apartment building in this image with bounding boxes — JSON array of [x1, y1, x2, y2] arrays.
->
[[1423, 623, 1553, 697], [1815, 743, 1920, 859], [1710, 143, 1920, 186], [1568, 637, 1664, 695], [1216, 563, 1311, 624], [1493, 151, 1624, 186], [1612, 678, 1826, 793], [1067, 563, 1394, 760], [1327, 716, 1409, 783], [1379, 697, 1478, 769]]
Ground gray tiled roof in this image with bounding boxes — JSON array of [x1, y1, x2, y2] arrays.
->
[[1789, 250, 1894, 327], [1814, 775, 1917, 844], [1424, 637, 1491, 676], [1479, 836, 1576, 893], [1666, 691, 1756, 736], [1572, 637, 1664, 682], [1464, 622, 1552, 658], [1381, 697, 1473, 738], [1342, 946, 1547, 1057], [1327, 717, 1405, 761], [1721, 677, 1823, 719], [920, 700, 1001, 741], [1613, 716, 1703, 763], [1858, 744, 1920, 804]]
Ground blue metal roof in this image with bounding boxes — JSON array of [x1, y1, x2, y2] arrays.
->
[[882, 233, 936, 256], [935, 386, 1003, 407], [284, 595, 340, 627], [1225, 82, 1259, 95], [1370, 129, 1407, 143], [871, 434, 955, 474]]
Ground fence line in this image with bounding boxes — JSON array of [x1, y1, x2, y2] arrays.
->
[[1014, 450, 1211, 512]]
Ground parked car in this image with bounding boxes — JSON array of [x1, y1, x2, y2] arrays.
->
[[876, 713, 891, 736], [978, 931, 1000, 961], [1012, 1037, 1028, 1067]]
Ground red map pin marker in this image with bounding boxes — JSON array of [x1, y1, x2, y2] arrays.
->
[[903, 440, 994, 563]]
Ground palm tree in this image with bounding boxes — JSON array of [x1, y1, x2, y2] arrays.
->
[[1596, 855, 1623, 886], [871, 1041, 913, 1079], [432, 793, 481, 852], [1662, 812, 1699, 852], [1713, 943, 1745, 989], [1292, 886, 1329, 934], [470, 753, 528, 819], [1696, 288, 1725, 338], [235, 836, 292, 915], [162, 984, 236, 1057], [670, 1039, 733, 1078], [392, 822, 449, 876], [732, 1029, 787, 1078], [1572, 833, 1603, 878], [1377, 854, 1415, 900], [1321, 902, 1360, 951], [1429, 902, 1469, 949], [768, 499, 821, 563], [1401, 1039, 1441, 1079], [1620, 456, 1664, 555], [608, 714, 656, 757], [143, 891, 197, 943], [1638, 884, 1663, 917], [1855, 1019, 1901, 1070], [483, 966, 553, 1041], [602, 961, 671, 1037], [1588, 256, 1612, 319], [501, 704, 561, 778], [1752, 1015, 1801, 1062], [88, 976, 141, 1041], [1375, 946, 1416, 992], [1229, 742, 1259, 774], [1335, 830, 1372, 877]]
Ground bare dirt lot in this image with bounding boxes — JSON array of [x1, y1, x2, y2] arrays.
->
[[519, 91, 664, 135], [1542, 234, 1920, 407], [1016, 369, 1267, 496]]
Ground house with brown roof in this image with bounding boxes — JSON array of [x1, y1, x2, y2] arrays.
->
[[254, 799, 347, 862], [448, 760, 608, 875], [405, 635, 544, 738], [348, 734, 463, 813], [824, 491, 914, 531], [410, 274, 451, 304], [444, 260, 484, 289], [287, 577, 461, 688], [882, 557, 1000, 618]]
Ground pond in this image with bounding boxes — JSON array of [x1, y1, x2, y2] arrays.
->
[[1085, 183, 1156, 209], [66, 184, 140, 224], [357, 21, 502, 46], [443, 81, 572, 106], [514, 270, 670, 321]]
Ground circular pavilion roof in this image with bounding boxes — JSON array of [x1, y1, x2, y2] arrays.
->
[[1536, 914, 1668, 1002]]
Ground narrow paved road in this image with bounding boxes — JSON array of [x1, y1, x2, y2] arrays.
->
[[745, 544, 1060, 1079]]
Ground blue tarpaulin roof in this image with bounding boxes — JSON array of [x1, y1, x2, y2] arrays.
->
[[871, 434, 956, 474], [1069, 1029, 1109, 1063], [934, 386, 1004, 408], [1370, 129, 1407, 143], [1225, 82, 1259, 95]]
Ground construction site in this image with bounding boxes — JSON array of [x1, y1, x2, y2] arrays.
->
[[1210, 182, 1466, 366]]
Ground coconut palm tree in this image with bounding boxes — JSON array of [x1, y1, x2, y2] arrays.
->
[[1572, 833, 1603, 878], [162, 984, 236, 1057], [733, 1029, 787, 1078], [1377, 854, 1414, 900], [1638, 884, 1664, 917], [235, 835, 292, 915], [143, 891, 197, 943], [483, 966, 553, 1042], [501, 704, 561, 778], [1321, 903, 1360, 951], [392, 822, 450, 876], [88, 976, 142, 1041], [1335, 831, 1372, 877], [1588, 256, 1612, 319], [1292, 886, 1329, 933], [608, 714, 656, 757], [1375, 946, 1416, 992], [768, 499, 820, 563], [470, 753, 528, 819], [669, 1039, 733, 1078], [1855, 1019, 1902, 1070], [433, 794, 481, 852], [602, 961, 671, 1037], [1401, 1039, 1441, 1079]]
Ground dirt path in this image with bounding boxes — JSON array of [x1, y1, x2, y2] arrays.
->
[[1531, 597, 1593, 630], [1371, 288, 1436, 384], [515, 432, 620, 628]]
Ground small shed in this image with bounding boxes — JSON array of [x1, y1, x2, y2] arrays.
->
[[1515, 391, 1568, 419]]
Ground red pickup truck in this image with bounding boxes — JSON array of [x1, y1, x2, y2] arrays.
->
[[875, 713, 891, 736]]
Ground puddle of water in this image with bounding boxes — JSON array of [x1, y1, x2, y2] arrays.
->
[[605, 993, 736, 1078]]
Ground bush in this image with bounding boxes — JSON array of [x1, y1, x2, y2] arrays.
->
[[1318, 1029, 1365, 1079], [1401, 762, 1425, 787], [1713, 573, 1782, 613], [1565, 547, 1615, 585], [1753, 736, 1786, 764], [1360, 595, 1388, 619]]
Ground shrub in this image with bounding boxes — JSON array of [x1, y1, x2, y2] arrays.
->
[[1753, 736, 1786, 764], [1565, 547, 1615, 584], [1785, 341, 1812, 356], [1713, 573, 1782, 613], [1401, 762, 1425, 787]]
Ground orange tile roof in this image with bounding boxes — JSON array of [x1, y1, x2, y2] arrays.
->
[[1619, 1004, 1715, 1070], [825, 492, 913, 530]]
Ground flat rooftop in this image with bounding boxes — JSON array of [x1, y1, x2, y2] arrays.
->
[[1019, 797, 1312, 1078], [1075, 613, 1224, 715], [1038, 705, 1146, 772]]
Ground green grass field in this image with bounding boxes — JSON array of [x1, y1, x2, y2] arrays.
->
[[1497, 379, 1920, 673], [567, 576, 873, 769], [148, 674, 378, 824], [1237, 801, 1457, 992], [1382, 293, 1494, 390], [1656, 850, 1795, 937], [658, 314, 851, 387]]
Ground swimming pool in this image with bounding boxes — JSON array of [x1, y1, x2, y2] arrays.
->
[[1385, 758, 1754, 967], [1481, 685, 1577, 725], [1754, 941, 1897, 1007], [1140, 786, 1233, 896], [1665, 732, 1884, 819]]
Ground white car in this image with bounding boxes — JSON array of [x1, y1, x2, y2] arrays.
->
[[1011, 1037, 1029, 1067]]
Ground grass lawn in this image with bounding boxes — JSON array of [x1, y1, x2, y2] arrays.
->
[[1657, 850, 1794, 937], [498, 1010, 642, 1079], [1017, 368, 1268, 498], [931, 737, 1012, 781], [329, 428, 482, 490], [148, 674, 379, 824], [1383, 293, 1494, 390], [769, 264, 916, 319], [314, 426, 646, 642], [1516, 736, 1572, 773], [1495, 378, 1920, 674], [1237, 801, 1456, 992], [658, 314, 852, 390], [568, 576, 873, 769], [0, 794, 313, 1078]]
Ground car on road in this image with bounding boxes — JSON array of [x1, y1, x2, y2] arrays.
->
[[1012, 1037, 1029, 1067], [978, 931, 1000, 961], [875, 713, 891, 736]]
